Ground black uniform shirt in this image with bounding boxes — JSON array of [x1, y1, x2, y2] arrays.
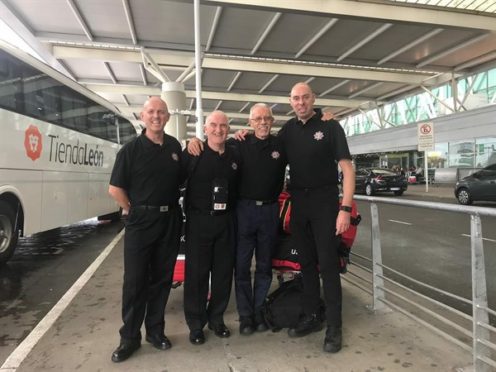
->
[[182, 142, 239, 212], [227, 135, 286, 201], [109, 130, 182, 205], [278, 114, 351, 190]]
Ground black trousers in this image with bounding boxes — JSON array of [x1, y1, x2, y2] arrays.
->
[[290, 188, 342, 328], [183, 211, 236, 330], [120, 206, 181, 342], [235, 200, 279, 317]]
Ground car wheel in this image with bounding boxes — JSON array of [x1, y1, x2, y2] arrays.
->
[[0, 201, 19, 264], [394, 190, 404, 196], [457, 188, 472, 205], [365, 184, 374, 196]]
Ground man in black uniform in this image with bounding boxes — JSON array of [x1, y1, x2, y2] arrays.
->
[[233, 103, 286, 335], [182, 110, 239, 345], [187, 103, 286, 335], [108, 96, 183, 362], [279, 82, 355, 353]]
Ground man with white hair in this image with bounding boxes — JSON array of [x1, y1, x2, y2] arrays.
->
[[182, 110, 240, 345]]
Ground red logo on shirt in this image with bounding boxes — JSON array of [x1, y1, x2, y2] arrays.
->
[[24, 125, 43, 161]]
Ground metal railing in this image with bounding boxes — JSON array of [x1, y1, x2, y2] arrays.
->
[[346, 196, 496, 372]]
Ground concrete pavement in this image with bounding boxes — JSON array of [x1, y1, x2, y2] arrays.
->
[[4, 233, 472, 372]]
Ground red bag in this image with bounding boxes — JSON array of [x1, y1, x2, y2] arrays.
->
[[275, 192, 361, 273]]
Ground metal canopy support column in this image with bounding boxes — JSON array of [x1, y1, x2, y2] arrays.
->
[[162, 82, 187, 143], [451, 73, 459, 112], [194, 0, 204, 140]]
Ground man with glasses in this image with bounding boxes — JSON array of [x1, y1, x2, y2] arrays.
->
[[234, 83, 355, 353], [187, 103, 286, 335]]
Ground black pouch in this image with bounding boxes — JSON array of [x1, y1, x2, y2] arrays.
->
[[211, 178, 228, 212]]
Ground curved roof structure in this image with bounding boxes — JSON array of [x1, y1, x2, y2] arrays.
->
[[1, 0, 495, 133]]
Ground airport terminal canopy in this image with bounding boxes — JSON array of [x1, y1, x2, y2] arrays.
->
[[0, 0, 495, 134]]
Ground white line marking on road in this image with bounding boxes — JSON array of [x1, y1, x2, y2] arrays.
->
[[0, 229, 125, 372], [461, 234, 496, 243], [388, 219, 412, 225]]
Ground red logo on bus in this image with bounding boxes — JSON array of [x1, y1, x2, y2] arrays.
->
[[24, 125, 43, 161]]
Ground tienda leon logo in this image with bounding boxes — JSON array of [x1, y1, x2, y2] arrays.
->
[[24, 124, 43, 161]]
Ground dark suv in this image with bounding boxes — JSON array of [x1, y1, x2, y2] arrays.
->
[[355, 168, 408, 196], [454, 164, 496, 205]]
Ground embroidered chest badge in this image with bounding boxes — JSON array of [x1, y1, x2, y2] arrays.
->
[[232, 162, 238, 170], [271, 151, 280, 159], [314, 131, 324, 141], [171, 153, 179, 161]]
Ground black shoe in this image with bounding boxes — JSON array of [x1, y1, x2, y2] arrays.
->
[[146, 333, 172, 350], [189, 329, 205, 345], [255, 320, 268, 332], [111, 341, 140, 363], [254, 312, 268, 332], [239, 317, 255, 336], [209, 323, 231, 338], [323, 327, 342, 353], [288, 313, 323, 338]]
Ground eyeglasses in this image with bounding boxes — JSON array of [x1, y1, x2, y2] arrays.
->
[[250, 116, 274, 124]]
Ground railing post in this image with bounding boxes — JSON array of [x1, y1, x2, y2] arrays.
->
[[370, 202, 387, 311], [471, 213, 490, 372]]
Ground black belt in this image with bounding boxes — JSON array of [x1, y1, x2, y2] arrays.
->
[[241, 199, 277, 206], [188, 209, 229, 216], [133, 204, 176, 212]]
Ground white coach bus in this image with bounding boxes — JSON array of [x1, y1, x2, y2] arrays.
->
[[0, 40, 136, 263]]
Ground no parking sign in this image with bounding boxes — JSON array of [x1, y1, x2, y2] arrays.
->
[[418, 122, 434, 151]]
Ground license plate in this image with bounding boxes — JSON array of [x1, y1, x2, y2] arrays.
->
[[390, 187, 400, 191]]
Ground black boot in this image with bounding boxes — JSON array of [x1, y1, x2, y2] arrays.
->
[[323, 326, 342, 353], [254, 310, 268, 332], [239, 316, 255, 335], [288, 313, 323, 338]]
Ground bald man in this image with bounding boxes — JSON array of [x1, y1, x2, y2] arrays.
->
[[279, 82, 355, 353], [109, 96, 183, 362], [182, 111, 240, 345]]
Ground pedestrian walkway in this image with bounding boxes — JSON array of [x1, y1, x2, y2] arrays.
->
[[7, 236, 472, 372], [404, 183, 455, 202]]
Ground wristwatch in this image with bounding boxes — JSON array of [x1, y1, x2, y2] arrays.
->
[[340, 205, 352, 213]]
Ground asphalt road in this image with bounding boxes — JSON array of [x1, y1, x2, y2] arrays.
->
[[352, 199, 496, 315], [0, 218, 124, 364]]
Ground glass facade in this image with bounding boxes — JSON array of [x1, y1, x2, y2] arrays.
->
[[345, 66, 496, 173], [343, 67, 496, 136]]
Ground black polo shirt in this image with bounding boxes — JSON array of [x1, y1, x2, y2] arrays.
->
[[227, 135, 286, 201], [182, 142, 239, 212], [278, 114, 351, 190], [109, 130, 182, 205]]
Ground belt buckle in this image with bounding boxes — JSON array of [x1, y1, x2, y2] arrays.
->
[[255, 201, 263, 206], [159, 206, 169, 212]]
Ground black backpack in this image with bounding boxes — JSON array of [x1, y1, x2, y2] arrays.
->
[[261, 275, 325, 331]]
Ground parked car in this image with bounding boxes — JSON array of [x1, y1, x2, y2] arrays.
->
[[454, 164, 496, 205], [355, 168, 408, 196]]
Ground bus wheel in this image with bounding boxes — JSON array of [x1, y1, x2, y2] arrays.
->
[[0, 201, 19, 264]]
